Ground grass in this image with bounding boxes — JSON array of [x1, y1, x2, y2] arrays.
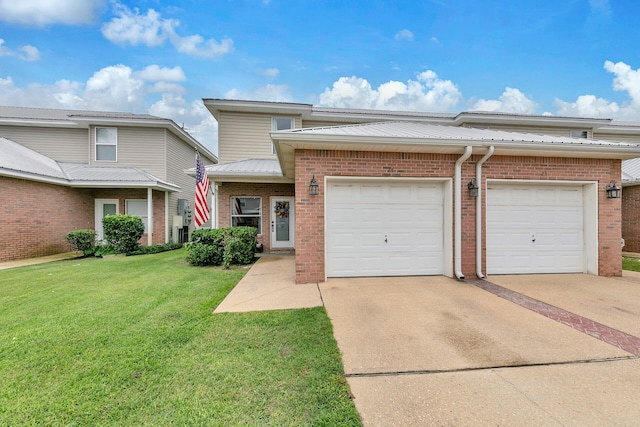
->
[[0, 249, 361, 426], [622, 256, 640, 272]]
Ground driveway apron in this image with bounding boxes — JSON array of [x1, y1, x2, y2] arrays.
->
[[319, 275, 640, 426]]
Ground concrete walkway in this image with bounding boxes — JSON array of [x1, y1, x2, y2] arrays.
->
[[215, 258, 640, 426], [214, 255, 323, 313], [0, 252, 82, 270]]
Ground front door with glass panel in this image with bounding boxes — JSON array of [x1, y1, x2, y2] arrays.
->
[[95, 199, 119, 242], [270, 197, 295, 249]]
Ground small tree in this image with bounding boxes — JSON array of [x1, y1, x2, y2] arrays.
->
[[102, 214, 145, 254]]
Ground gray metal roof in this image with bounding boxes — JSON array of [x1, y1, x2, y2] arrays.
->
[[282, 121, 640, 147], [0, 105, 159, 122], [622, 158, 640, 183], [186, 158, 292, 183], [0, 137, 67, 179], [205, 159, 282, 175], [0, 137, 180, 191]]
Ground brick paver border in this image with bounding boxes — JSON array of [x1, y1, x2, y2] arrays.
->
[[467, 278, 640, 357]]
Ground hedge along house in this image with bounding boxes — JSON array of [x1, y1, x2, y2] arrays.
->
[[202, 99, 640, 284], [0, 106, 217, 263]]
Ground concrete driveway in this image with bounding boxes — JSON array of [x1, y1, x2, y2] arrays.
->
[[319, 274, 640, 426]]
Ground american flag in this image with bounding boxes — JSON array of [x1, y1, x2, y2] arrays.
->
[[194, 152, 210, 228]]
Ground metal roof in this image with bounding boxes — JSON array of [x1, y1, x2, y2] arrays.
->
[[186, 159, 292, 183], [0, 137, 180, 191], [271, 121, 640, 178], [622, 158, 640, 184], [0, 137, 67, 179], [283, 121, 639, 147]]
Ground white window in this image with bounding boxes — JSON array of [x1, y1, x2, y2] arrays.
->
[[126, 199, 149, 233], [570, 130, 589, 139], [96, 127, 117, 161], [231, 197, 261, 234], [272, 117, 295, 154]]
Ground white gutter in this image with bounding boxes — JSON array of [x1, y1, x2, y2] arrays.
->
[[475, 146, 494, 279], [455, 146, 473, 280]]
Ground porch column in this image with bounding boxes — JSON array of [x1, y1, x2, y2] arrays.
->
[[164, 191, 169, 243], [147, 187, 153, 246]]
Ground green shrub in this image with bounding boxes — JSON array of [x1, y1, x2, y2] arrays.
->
[[186, 242, 222, 266], [126, 243, 183, 256], [187, 226, 257, 267], [102, 214, 145, 254], [65, 229, 96, 254], [228, 226, 258, 265]]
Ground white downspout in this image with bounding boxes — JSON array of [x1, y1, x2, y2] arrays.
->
[[455, 146, 473, 280], [475, 146, 494, 279]]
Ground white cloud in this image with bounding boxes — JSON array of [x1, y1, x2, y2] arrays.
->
[[135, 65, 186, 82], [318, 70, 462, 112], [102, 2, 234, 59], [257, 68, 280, 78], [554, 60, 640, 120], [224, 84, 293, 102], [471, 87, 538, 114], [0, 0, 104, 26], [0, 64, 219, 153], [394, 29, 414, 41], [0, 39, 41, 61]]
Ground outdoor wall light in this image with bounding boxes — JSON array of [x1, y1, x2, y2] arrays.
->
[[467, 179, 479, 198], [309, 175, 319, 196], [605, 180, 621, 199]]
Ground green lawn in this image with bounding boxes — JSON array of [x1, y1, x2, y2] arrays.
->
[[0, 249, 361, 426], [623, 256, 640, 272]]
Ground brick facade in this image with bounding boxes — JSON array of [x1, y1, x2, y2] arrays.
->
[[0, 177, 169, 263], [217, 182, 295, 252], [294, 149, 622, 283], [622, 185, 640, 252], [93, 189, 167, 246], [0, 177, 94, 262]]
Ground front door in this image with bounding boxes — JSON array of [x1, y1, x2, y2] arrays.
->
[[270, 197, 295, 249], [95, 199, 119, 242]]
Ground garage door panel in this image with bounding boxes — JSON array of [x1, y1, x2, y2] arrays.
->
[[487, 183, 585, 275], [327, 180, 444, 278]]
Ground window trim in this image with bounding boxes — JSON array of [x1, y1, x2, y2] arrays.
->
[[95, 127, 118, 162], [125, 199, 149, 233], [271, 117, 295, 154], [230, 196, 262, 235]]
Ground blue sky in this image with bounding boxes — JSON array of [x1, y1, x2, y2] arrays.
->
[[1, 0, 639, 154]]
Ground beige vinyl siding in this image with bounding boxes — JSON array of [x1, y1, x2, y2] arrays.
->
[[217, 111, 300, 163], [0, 125, 88, 162], [593, 132, 640, 144], [89, 126, 166, 178]]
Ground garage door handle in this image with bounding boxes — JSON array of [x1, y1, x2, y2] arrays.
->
[[385, 235, 388, 243]]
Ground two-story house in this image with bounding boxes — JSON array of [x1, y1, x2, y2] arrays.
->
[[202, 98, 640, 284], [0, 106, 217, 263]]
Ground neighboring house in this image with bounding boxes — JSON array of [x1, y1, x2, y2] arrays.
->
[[202, 99, 640, 284], [0, 106, 217, 263]]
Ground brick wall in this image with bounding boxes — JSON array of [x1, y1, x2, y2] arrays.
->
[[0, 177, 94, 262], [294, 149, 622, 283], [92, 188, 167, 245], [622, 185, 640, 252], [0, 178, 170, 263], [217, 182, 295, 252]]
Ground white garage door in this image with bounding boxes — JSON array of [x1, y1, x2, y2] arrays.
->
[[326, 180, 444, 277], [486, 183, 585, 274]]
